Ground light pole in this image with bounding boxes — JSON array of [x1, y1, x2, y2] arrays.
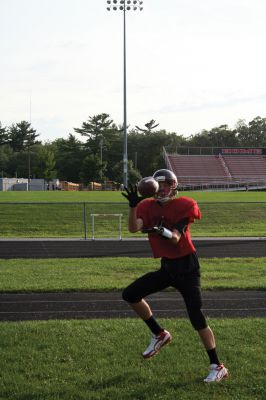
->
[[107, 0, 143, 187]]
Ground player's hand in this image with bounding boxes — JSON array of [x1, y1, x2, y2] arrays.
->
[[122, 183, 144, 208], [141, 227, 157, 234], [153, 226, 173, 239], [142, 225, 173, 239]]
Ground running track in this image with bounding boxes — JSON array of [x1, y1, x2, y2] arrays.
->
[[0, 291, 265, 321], [0, 237, 266, 258], [0, 238, 265, 321]]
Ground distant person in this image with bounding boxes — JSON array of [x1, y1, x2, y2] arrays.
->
[[122, 169, 228, 383]]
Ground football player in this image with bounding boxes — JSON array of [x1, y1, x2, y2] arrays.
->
[[122, 169, 228, 383]]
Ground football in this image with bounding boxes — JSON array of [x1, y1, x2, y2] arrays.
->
[[137, 177, 159, 197]]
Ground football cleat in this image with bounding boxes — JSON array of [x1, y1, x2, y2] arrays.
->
[[142, 329, 172, 359], [204, 363, 229, 383]]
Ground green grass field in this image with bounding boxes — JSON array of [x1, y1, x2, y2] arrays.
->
[[0, 318, 265, 400], [0, 257, 265, 292], [0, 190, 265, 399], [0, 189, 266, 202], [0, 254, 265, 399], [0, 190, 266, 238]]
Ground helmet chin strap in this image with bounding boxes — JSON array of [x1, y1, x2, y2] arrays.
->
[[155, 190, 178, 204]]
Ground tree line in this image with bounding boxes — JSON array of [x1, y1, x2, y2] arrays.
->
[[0, 114, 266, 184]]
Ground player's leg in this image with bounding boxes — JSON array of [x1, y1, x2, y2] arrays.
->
[[129, 298, 152, 320], [122, 267, 172, 358], [179, 271, 228, 382], [122, 267, 170, 320]]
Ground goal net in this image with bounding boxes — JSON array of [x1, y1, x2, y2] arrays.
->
[[90, 214, 123, 240]]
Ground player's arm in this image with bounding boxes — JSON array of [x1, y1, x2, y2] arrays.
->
[[171, 229, 182, 244], [144, 217, 190, 243], [173, 217, 190, 235], [153, 227, 182, 244], [150, 225, 181, 244], [142, 216, 182, 243], [121, 183, 144, 233], [128, 207, 143, 233], [158, 217, 189, 244]]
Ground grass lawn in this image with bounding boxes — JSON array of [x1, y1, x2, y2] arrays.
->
[[0, 257, 265, 292], [0, 255, 265, 399], [0, 190, 266, 202], [0, 318, 265, 400], [0, 190, 266, 238]]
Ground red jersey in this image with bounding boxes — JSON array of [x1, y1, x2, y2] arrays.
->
[[136, 197, 201, 259]]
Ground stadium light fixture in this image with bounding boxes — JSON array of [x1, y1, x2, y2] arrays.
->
[[107, 0, 143, 187]]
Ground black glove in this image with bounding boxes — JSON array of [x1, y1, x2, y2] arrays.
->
[[142, 226, 173, 239], [122, 184, 144, 208], [141, 227, 157, 234], [173, 217, 189, 235]]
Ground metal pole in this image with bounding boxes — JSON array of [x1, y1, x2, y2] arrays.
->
[[100, 138, 103, 182], [123, 7, 128, 187], [119, 214, 122, 240], [83, 203, 87, 240], [91, 214, 95, 240], [28, 147, 31, 180], [106, 1, 143, 187]]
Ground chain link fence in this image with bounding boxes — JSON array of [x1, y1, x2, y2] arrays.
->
[[0, 202, 265, 239]]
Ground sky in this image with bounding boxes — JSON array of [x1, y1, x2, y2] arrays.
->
[[1, 0, 266, 142]]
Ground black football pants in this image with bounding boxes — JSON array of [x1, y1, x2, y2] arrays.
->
[[122, 253, 207, 331]]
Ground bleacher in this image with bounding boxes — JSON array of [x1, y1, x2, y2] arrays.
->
[[222, 155, 266, 178], [164, 148, 266, 190], [167, 155, 229, 186]]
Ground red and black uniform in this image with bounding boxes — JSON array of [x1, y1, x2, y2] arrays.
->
[[122, 196, 207, 331], [137, 196, 201, 259]]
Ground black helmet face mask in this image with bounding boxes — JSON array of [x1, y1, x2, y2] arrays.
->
[[152, 169, 178, 203]]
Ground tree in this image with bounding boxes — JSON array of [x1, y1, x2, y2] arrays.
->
[[235, 116, 266, 146], [135, 119, 160, 133], [187, 130, 213, 148], [74, 113, 125, 182], [7, 151, 29, 177], [0, 145, 12, 177], [33, 145, 57, 180], [79, 154, 106, 184], [128, 129, 186, 177], [112, 160, 141, 184], [53, 134, 86, 182], [74, 113, 115, 140], [0, 122, 8, 146], [208, 125, 239, 147], [7, 121, 40, 152], [7, 121, 41, 179], [187, 126, 239, 148]]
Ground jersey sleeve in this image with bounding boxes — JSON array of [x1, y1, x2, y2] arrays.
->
[[188, 200, 201, 221], [178, 197, 202, 223]]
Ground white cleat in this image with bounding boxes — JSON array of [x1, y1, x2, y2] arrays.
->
[[204, 363, 229, 383], [142, 330, 172, 359]]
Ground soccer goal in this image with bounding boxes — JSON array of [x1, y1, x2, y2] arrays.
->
[[90, 214, 123, 240]]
